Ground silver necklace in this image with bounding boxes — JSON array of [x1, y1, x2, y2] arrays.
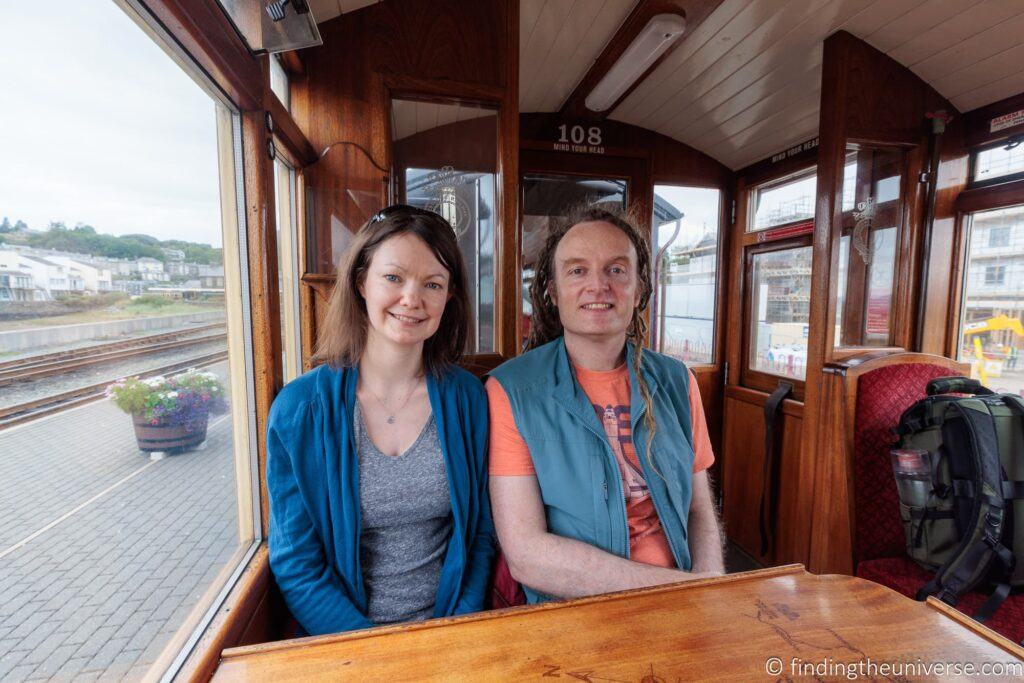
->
[[362, 378, 419, 424]]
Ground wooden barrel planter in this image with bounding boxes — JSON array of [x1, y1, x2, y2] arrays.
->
[[132, 413, 209, 453]]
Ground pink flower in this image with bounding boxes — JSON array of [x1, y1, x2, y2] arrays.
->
[[151, 418, 159, 425]]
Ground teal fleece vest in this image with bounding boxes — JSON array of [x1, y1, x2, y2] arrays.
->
[[489, 337, 696, 604]]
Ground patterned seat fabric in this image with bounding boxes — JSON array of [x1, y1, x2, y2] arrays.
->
[[852, 363, 1022, 644], [858, 557, 1024, 644]]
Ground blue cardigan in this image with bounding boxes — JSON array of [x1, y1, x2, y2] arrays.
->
[[266, 363, 495, 635]]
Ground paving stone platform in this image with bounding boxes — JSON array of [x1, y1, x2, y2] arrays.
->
[[0, 363, 243, 682]]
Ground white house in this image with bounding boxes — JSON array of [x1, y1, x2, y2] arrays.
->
[[48, 256, 113, 292], [0, 249, 55, 300], [134, 257, 168, 281]]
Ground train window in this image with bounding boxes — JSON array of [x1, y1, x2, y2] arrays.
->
[[972, 142, 1024, 184], [651, 185, 721, 364], [275, 157, 302, 381], [748, 168, 816, 232], [834, 145, 905, 347], [0, 2, 258, 680], [520, 174, 628, 339], [957, 204, 1024, 396], [748, 245, 813, 380], [269, 54, 290, 110], [393, 98, 497, 353]]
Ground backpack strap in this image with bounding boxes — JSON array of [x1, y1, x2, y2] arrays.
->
[[916, 399, 1014, 619], [759, 381, 793, 557], [895, 398, 946, 438], [953, 479, 1024, 499]]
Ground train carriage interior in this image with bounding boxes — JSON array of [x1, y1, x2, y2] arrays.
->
[[2, 0, 1024, 679]]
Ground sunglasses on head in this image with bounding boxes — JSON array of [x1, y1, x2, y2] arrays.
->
[[368, 203, 435, 224]]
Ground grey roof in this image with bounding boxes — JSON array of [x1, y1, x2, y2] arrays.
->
[[21, 254, 61, 267]]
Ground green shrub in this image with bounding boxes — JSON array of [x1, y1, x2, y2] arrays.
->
[[131, 294, 174, 307]]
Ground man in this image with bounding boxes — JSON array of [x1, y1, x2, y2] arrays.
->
[[487, 205, 725, 603]]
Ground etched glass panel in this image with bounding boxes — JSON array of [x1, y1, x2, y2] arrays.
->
[[833, 145, 904, 347]]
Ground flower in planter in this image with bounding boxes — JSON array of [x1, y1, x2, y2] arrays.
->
[[107, 369, 229, 432]]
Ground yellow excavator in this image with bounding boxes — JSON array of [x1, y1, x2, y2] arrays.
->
[[964, 314, 1024, 384]]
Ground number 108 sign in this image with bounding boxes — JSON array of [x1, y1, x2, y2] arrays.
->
[[553, 124, 605, 154]]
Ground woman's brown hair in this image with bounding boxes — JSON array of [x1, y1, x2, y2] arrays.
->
[[311, 205, 469, 375], [525, 204, 662, 474]]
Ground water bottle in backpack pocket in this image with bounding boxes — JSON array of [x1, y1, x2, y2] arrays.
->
[[890, 447, 958, 569]]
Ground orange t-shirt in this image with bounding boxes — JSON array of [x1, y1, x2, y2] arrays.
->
[[487, 364, 714, 568]]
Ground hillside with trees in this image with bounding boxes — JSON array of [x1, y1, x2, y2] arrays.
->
[[0, 218, 222, 264]]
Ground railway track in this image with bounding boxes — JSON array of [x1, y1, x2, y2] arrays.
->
[[0, 331, 227, 387], [0, 350, 229, 429]]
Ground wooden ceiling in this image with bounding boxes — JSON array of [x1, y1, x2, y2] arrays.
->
[[307, 1, 1024, 170], [307, 0, 379, 23], [521, 0, 1024, 170]]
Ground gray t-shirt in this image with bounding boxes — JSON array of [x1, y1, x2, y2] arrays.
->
[[355, 402, 452, 625]]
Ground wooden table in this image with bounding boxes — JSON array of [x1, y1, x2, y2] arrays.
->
[[213, 565, 1024, 681]]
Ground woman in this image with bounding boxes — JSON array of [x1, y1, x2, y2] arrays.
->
[[267, 205, 494, 635]]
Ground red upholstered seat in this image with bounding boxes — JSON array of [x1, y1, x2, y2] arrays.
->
[[851, 363, 1022, 643], [858, 557, 1024, 643]]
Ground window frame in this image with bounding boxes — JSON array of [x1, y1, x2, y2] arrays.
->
[[746, 166, 818, 234], [269, 53, 290, 110], [984, 264, 1007, 286], [989, 225, 1011, 248], [273, 150, 303, 382], [741, 234, 814, 400], [968, 137, 1024, 189], [952, 201, 1024, 363]]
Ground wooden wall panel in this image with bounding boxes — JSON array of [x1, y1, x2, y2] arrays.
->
[[721, 391, 802, 565]]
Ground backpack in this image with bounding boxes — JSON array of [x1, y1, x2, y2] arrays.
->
[[892, 376, 1024, 624]]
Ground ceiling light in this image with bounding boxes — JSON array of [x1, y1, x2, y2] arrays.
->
[[585, 14, 686, 113], [215, 0, 322, 54]]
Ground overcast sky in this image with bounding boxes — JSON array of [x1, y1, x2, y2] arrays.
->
[[0, 0, 224, 247], [655, 186, 721, 250]]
